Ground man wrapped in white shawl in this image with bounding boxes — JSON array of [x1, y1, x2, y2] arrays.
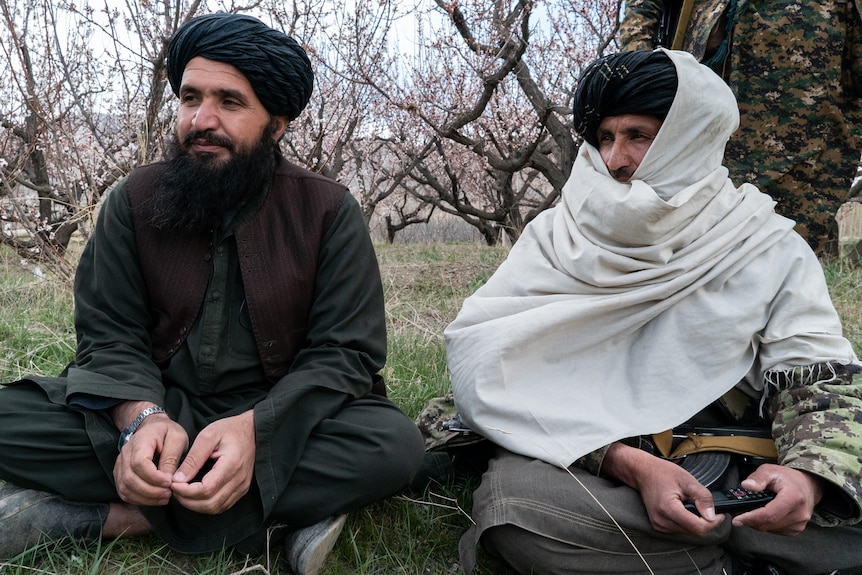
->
[[447, 49, 862, 575]]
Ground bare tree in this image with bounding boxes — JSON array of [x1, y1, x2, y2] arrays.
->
[[0, 0, 104, 279], [0, 0, 204, 277], [1, 0, 625, 268], [271, 0, 434, 231], [383, 192, 436, 243], [350, 0, 622, 243]]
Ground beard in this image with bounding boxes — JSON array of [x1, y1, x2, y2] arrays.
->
[[146, 123, 279, 233]]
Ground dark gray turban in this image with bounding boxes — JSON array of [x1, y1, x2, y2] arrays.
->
[[572, 50, 678, 148], [167, 13, 314, 121]]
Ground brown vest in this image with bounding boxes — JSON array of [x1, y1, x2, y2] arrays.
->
[[126, 156, 346, 381]]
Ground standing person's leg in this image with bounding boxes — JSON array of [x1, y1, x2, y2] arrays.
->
[[757, 162, 847, 257], [461, 449, 732, 575]]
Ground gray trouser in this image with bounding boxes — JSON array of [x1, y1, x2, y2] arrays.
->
[[461, 449, 862, 575], [0, 380, 424, 554]]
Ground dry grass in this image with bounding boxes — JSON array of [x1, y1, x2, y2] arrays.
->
[[380, 244, 505, 347], [826, 261, 862, 356]]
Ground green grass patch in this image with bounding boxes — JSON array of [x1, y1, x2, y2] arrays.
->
[[824, 260, 862, 357], [0, 251, 76, 380]]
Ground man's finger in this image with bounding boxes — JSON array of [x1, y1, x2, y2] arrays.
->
[[155, 426, 189, 476], [173, 433, 217, 483]]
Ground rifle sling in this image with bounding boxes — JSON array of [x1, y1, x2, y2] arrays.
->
[[671, 0, 696, 50], [652, 429, 778, 460]]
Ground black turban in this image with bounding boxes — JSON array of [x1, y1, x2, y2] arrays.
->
[[572, 51, 678, 148], [167, 13, 314, 121]]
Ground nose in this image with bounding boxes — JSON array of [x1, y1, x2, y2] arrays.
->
[[602, 140, 630, 173], [191, 100, 219, 132]]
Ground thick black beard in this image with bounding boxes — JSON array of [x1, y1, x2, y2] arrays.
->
[[147, 127, 279, 233]]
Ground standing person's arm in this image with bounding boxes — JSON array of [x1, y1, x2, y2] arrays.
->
[[620, 0, 664, 51]]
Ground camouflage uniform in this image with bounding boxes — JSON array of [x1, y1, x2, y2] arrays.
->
[[620, 0, 862, 255], [411, 394, 495, 491], [767, 362, 862, 526]]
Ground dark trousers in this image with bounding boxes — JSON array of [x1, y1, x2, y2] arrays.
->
[[0, 381, 424, 553]]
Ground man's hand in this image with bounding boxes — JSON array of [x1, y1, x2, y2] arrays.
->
[[170, 410, 256, 515], [113, 401, 189, 507], [602, 442, 726, 537], [730, 463, 823, 535]]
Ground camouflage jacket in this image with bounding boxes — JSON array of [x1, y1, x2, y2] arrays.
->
[[576, 362, 862, 527], [620, 0, 862, 254]]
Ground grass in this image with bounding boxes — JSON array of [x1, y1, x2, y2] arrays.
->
[[0, 259, 76, 381], [824, 259, 862, 356], [1, 242, 860, 574]]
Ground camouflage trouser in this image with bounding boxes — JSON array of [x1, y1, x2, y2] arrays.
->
[[410, 394, 494, 492], [719, 0, 862, 258], [621, 0, 862, 256], [725, 143, 855, 257]]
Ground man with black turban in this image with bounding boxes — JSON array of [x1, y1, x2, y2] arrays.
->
[[166, 12, 314, 122], [571, 50, 677, 151], [447, 49, 862, 574], [0, 12, 424, 575]]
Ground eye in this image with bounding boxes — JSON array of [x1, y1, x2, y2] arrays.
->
[[222, 97, 246, 109]]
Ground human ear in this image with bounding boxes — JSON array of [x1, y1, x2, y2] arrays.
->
[[271, 116, 289, 141]]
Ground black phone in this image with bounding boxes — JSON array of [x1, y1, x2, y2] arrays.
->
[[685, 486, 775, 516]]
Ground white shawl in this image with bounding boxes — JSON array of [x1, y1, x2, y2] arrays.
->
[[444, 50, 856, 467]]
